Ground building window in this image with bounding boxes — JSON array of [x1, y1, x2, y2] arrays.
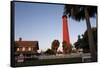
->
[[17, 48, 20, 51], [22, 47, 25, 51], [28, 47, 31, 51]]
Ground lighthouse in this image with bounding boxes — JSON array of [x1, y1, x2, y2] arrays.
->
[[62, 15, 71, 53]]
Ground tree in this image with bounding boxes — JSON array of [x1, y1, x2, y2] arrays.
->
[[62, 41, 68, 54], [51, 40, 60, 54], [45, 48, 55, 55], [63, 5, 97, 61], [74, 28, 97, 52], [62, 41, 72, 54]]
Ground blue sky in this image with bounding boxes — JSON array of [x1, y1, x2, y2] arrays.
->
[[15, 2, 97, 51]]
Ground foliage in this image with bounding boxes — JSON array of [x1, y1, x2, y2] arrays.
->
[[62, 41, 67, 49], [44, 48, 55, 55], [74, 27, 97, 52], [63, 5, 97, 21], [51, 40, 60, 53]]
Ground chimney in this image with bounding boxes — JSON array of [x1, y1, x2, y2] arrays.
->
[[19, 37, 22, 41]]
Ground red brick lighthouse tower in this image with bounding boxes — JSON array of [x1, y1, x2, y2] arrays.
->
[[62, 15, 71, 53]]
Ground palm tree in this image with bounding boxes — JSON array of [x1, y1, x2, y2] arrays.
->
[[62, 41, 68, 53], [62, 41, 72, 54], [63, 5, 97, 61], [51, 40, 60, 54]]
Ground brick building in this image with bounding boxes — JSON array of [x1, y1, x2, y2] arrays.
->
[[15, 38, 39, 57]]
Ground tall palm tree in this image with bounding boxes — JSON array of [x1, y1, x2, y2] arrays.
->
[[63, 5, 97, 61]]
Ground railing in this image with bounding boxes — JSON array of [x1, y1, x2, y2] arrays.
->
[[15, 53, 92, 62], [38, 53, 82, 59]]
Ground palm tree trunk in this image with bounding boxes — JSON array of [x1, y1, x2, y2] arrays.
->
[[85, 8, 97, 62]]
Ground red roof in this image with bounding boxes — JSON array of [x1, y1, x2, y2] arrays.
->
[[15, 41, 39, 49]]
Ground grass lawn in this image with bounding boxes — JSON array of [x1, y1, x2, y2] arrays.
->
[[15, 57, 82, 67]]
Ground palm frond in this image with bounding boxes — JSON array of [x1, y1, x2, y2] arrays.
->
[[63, 5, 97, 21]]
